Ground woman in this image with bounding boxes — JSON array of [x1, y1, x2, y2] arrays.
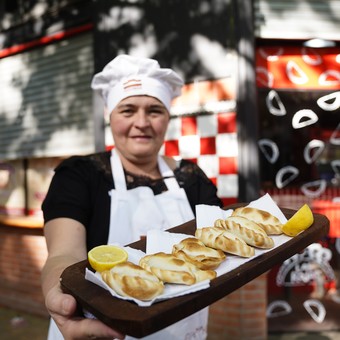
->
[[41, 54, 222, 340]]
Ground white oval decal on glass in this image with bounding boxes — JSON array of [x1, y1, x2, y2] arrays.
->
[[286, 60, 309, 85], [258, 47, 284, 62], [303, 139, 325, 164], [319, 70, 340, 86], [266, 300, 292, 318], [317, 91, 340, 111], [303, 299, 326, 323], [256, 67, 274, 88], [266, 90, 286, 116], [258, 138, 279, 164], [330, 123, 340, 145], [301, 179, 327, 198], [302, 48, 323, 66], [275, 166, 299, 189], [292, 109, 318, 129]]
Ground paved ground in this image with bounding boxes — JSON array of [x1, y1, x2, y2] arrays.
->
[[0, 305, 49, 340], [268, 333, 340, 340], [1, 305, 340, 340]]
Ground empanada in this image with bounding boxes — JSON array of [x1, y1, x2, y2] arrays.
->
[[172, 237, 226, 270], [101, 261, 164, 301], [139, 252, 216, 285], [195, 227, 254, 258], [215, 216, 274, 249], [232, 207, 283, 235]]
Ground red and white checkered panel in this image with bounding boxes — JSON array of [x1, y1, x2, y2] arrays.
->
[[162, 112, 238, 206]]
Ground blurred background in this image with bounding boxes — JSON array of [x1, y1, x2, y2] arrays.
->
[[0, 0, 339, 339]]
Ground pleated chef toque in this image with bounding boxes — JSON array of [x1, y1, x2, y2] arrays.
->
[[91, 54, 184, 113]]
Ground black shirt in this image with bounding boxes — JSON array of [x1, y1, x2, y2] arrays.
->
[[42, 151, 222, 250]]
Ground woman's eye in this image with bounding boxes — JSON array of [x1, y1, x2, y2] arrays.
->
[[120, 109, 134, 115], [149, 109, 166, 116]]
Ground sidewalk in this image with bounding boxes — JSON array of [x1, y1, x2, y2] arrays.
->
[[1, 305, 340, 340], [268, 332, 340, 340], [0, 305, 49, 340]]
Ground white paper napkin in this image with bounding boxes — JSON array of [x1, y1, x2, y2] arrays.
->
[[85, 243, 210, 307], [195, 193, 292, 277], [146, 229, 189, 254], [195, 193, 287, 229], [247, 193, 287, 224], [195, 204, 233, 229]]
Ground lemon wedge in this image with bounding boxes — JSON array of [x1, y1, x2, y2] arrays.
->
[[281, 204, 314, 237], [88, 245, 128, 272]]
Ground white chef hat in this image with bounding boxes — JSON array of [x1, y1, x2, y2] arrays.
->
[[91, 54, 184, 113]]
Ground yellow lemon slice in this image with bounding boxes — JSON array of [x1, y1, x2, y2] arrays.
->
[[282, 204, 314, 237], [88, 245, 128, 272]]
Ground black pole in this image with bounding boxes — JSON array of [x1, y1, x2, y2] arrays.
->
[[233, 0, 260, 202]]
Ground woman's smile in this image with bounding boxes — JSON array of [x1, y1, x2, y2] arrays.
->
[[131, 134, 152, 141]]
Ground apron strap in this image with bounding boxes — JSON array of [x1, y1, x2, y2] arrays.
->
[[111, 149, 181, 191], [110, 149, 127, 191], [157, 156, 181, 190]]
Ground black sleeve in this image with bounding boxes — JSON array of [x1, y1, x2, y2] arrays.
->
[[42, 154, 113, 249], [42, 156, 92, 226]]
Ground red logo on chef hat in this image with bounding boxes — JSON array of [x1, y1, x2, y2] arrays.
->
[[123, 79, 142, 91]]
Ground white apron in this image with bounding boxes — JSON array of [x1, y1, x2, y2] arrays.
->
[[47, 149, 208, 339], [108, 149, 195, 245]]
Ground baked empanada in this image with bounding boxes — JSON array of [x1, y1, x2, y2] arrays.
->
[[139, 252, 216, 285], [195, 227, 254, 258], [232, 207, 283, 235], [215, 216, 274, 249], [172, 237, 226, 270], [101, 261, 164, 301]]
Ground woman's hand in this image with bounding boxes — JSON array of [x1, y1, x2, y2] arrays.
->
[[45, 283, 125, 339], [42, 218, 125, 339]]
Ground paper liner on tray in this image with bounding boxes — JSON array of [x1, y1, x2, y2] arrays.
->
[[85, 193, 292, 307], [85, 245, 210, 307], [195, 193, 287, 228]]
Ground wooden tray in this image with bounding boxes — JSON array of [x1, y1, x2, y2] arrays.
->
[[60, 206, 329, 338]]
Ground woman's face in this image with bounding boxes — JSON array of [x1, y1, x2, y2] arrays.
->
[[110, 95, 170, 163]]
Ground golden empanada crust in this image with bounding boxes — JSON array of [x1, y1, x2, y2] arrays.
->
[[215, 216, 274, 249], [232, 207, 283, 235], [139, 252, 216, 285], [172, 237, 226, 270], [101, 261, 164, 301], [195, 227, 255, 258]]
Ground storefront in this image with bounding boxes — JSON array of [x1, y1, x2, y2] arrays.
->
[[256, 44, 340, 333], [255, 0, 340, 332], [0, 0, 339, 337]]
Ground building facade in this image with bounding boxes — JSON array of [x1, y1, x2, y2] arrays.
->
[[0, 0, 339, 337]]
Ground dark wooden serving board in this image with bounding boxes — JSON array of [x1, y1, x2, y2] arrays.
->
[[60, 206, 329, 338]]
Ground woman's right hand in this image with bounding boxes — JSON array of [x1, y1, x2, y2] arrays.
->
[[46, 283, 125, 339], [42, 218, 125, 339]]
